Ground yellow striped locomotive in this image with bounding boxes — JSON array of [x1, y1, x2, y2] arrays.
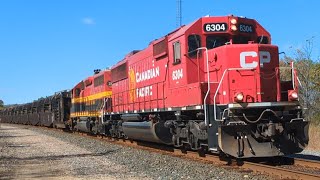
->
[[69, 69, 112, 133], [0, 15, 309, 158]]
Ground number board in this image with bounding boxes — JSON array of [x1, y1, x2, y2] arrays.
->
[[204, 23, 227, 32], [239, 24, 255, 33]]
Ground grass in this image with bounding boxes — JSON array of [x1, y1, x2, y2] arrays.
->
[[306, 123, 320, 151]]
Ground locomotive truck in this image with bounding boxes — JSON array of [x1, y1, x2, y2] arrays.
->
[[0, 15, 309, 158]]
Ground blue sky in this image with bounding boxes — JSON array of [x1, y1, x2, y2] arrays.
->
[[0, 0, 319, 104]]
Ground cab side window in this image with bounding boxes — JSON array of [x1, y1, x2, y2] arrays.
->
[[173, 41, 181, 65], [94, 75, 104, 87], [257, 36, 269, 44], [188, 34, 201, 58]]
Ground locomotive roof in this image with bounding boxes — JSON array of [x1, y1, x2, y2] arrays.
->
[[112, 15, 269, 69], [111, 19, 195, 69], [71, 68, 111, 91]]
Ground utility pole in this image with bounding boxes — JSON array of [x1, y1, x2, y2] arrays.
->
[[176, 0, 182, 27]]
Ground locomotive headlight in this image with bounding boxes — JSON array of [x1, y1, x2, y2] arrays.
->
[[291, 92, 298, 99], [234, 92, 244, 102], [230, 18, 237, 25], [288, 90, 298, 101], [231, 25, 237, 31]]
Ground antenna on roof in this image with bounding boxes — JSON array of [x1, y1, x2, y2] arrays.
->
[[176, 0, 182, 27]]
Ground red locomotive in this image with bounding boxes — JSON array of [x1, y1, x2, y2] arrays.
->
[[108, 15, 308, 158], [70, 69, 112, 133], [0, 15, 309, 158]]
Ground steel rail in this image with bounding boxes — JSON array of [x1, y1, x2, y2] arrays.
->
[[241, 161, 320, 180], [293, 158, 320, 169]]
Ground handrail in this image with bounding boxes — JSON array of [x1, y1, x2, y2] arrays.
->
[[291, 62, 295, 90], [277, 64, 297, 90], [213, 68, 255, 123], [100, 98, 107, 123], [291, 61, 298, 90], [196, 47, 210, 126]]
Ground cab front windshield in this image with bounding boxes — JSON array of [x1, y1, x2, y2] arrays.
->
[[206, 35, 268, 50]]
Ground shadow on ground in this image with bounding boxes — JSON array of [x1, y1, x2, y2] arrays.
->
[[0, 135, 36, 139], [289, 154, 320, 161], [0, 149, 118, 161]]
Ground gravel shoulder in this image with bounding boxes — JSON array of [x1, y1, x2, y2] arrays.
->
[[0, 124, 273, 180]]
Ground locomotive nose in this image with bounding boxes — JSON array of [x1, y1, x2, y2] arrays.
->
[[224, 44, 280, 103]]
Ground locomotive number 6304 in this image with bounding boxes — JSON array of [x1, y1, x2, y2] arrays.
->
[[239, 24, 254, 33], [204, 23, 227, 32]]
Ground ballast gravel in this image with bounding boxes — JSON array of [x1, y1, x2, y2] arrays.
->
[[0, 124, 273, 180]]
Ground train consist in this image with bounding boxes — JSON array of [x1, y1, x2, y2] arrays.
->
[[0, 15, 309, 158]]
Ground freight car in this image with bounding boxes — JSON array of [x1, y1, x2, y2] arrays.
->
[[0, 91, 70, 128], [0, 15, 309, 159]]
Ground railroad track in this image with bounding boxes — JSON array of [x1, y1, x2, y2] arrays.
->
[[294, 158, 320, 169], [76, 132, 320, 180], [241, 160, 320, 180], [13, 124, 320, 180]]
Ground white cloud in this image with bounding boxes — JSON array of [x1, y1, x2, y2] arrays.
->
[[82, 17, 95, 25]]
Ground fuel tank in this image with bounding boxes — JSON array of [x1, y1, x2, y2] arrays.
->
[[122, 121, 172, 145], [75, 120, 91, 132], [121, 114, 142, 122]]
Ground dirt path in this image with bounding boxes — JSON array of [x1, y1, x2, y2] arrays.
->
[[0, 124, 147, 180]]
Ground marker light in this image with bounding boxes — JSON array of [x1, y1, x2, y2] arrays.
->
[[231, 25, 237, 31], [234, 92, 244, 102], [288, 90, 298, 101], [230, 18, 237, 25]]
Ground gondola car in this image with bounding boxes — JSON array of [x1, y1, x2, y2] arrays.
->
[[0, 91, 70, 128]]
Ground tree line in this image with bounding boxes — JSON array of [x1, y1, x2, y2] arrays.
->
[[0, 100, 3, 110], [280, 38, 320, 124]]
